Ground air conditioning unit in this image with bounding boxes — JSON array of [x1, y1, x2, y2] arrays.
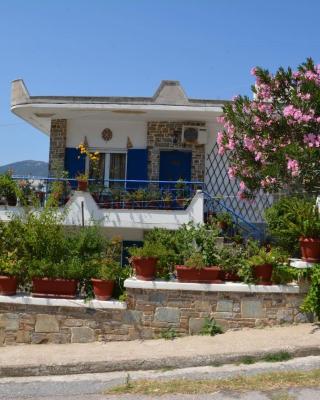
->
[[182, 126, 208, 144]]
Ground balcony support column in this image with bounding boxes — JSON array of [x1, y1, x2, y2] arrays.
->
[[49, 119, 67, 177]]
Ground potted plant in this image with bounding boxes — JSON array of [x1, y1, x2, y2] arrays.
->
[[134, 189, 146, 209], [215, 212, 233, 231], [176, 252, 221, 283], [248, 246, 287, 285], [0, 253, 20, 296], [146, 190, 160, 209], [124, 190, 133, 209], [162, 190, 173, 209], [91, 258, 122, 300], [175, 179, 187, 208], [265, 197, 320, 262], [29, 258, 83, 298], [0, 172, 19, 206], [76, 174, 89, 192], [218, 244, 245, 281], [111, 189, 122, 209], [297, 207, 320, 262], [128, 242, 167, 280]]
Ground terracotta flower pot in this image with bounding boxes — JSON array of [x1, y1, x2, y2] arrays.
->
[[131, 257, 158, 281], [0, 276, 17, 295], [299, 237, 320, 262], [92, 279, 114, 301], [176, 265, 221, 283], [253, 264, 273, 285], [32, 278, 78, 298], [77, 180, 88, 192], [218, 221, 228, 230]]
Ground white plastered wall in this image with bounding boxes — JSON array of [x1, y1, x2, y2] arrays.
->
[[66, 119, 147, 150]]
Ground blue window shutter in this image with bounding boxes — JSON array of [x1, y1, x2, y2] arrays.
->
[[64, 147, 86, 188], [126, 149, 148, 188]]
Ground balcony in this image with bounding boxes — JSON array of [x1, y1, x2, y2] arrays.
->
[[0, 178, 205, 230]]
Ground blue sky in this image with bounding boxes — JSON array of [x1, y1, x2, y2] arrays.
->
[[0, 0, 319, 165]]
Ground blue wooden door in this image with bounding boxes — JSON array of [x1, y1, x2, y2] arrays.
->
[[159, 150, 192, 183]]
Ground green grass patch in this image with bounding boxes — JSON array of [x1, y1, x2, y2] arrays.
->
[[107, 369, 320, 395], [262, 352, 292, 363]]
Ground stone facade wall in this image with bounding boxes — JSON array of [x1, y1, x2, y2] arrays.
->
[[125, 288, 308, 336], [147, 121, 206, 182], [0, 287, 309, 345], [48, 119, 67, 177]]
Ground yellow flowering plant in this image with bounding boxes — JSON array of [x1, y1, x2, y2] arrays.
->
[[76, 143, 100, 182]]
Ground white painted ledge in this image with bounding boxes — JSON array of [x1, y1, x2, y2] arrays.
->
[[290, 258, 315, 269], [124, 278, 302, 294], [0, 190, 204, 229], [0, 294, 126, 310]]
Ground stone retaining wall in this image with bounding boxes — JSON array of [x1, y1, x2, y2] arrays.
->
[[0, 281, 309, 345]]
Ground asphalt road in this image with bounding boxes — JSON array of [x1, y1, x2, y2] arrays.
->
[[1, 355, 320, 399], [2, 390, 320, 400]]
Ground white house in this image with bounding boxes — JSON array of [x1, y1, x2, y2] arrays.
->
[[9, 80, 233, 239]]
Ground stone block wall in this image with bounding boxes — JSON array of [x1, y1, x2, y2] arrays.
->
[[0, 285, 309, 345], [49, 119, 67, 177], [125, 288, 309, 336], [147, 121, 206, 182]]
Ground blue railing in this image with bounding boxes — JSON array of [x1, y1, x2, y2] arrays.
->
[[9, 176, 264, 239], [203, 191, 265, 242], [11, 176, 204, 210]]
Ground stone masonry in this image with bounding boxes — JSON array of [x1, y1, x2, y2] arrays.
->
[[0, 287, 309, 345], [48, 119, 67, 177], [147, 121, 206, 182]]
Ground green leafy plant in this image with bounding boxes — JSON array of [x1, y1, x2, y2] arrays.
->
[[128, 241, 168, 259], [301, 263, 320, 318], [265, 196, 319, 254], [215, 212, 233, 227], [218, 244, 247, 274], [248, 247, 288, 267], [28, 257, 84, 280], [184, 252, 207, 270], [0, 252, 22, 277], [0, 172, 20, 205], [200, 317, 223, 336], [159, 327, 177, 340]]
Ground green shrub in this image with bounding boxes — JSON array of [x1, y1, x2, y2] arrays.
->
[[128, 241, 169, 259], [200, 317, 223, 336], [218, 244, 247, 274], [301, 264, 320, 318], [265, 196, 319, 254], [28, 258, 84, 280], [248, 246, 288, 267], [0, 173, 20, 204], [91, 258, 123, 281], [0, 252, 22, 277], [184, 252, 207, 269]]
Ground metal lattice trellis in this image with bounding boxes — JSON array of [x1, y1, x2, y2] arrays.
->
[[205, 143, 274, 223]]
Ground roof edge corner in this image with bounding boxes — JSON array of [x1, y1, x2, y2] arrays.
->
[[11, 79, 30, 107]]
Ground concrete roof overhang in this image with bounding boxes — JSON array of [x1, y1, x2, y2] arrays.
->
[[11, 79, 229, 136]]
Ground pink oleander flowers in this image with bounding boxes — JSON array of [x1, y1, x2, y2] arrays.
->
[[216, 58, 320, 196]]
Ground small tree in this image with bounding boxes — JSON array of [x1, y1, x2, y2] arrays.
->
[[218, 58, 320, 197]]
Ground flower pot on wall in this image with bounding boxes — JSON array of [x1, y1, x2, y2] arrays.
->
[[77, 180, 88, 192], [131, 257, 158, 281], [299, 237, 320, 262], [92, 279, 114, 301], [0, 276, 17, 295], [31, 278, 78, 298], [176, 266, 221, 283], [253, 264, 273, 285]]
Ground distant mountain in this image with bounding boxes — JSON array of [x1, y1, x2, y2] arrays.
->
[[0, 160, 49, 177]]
